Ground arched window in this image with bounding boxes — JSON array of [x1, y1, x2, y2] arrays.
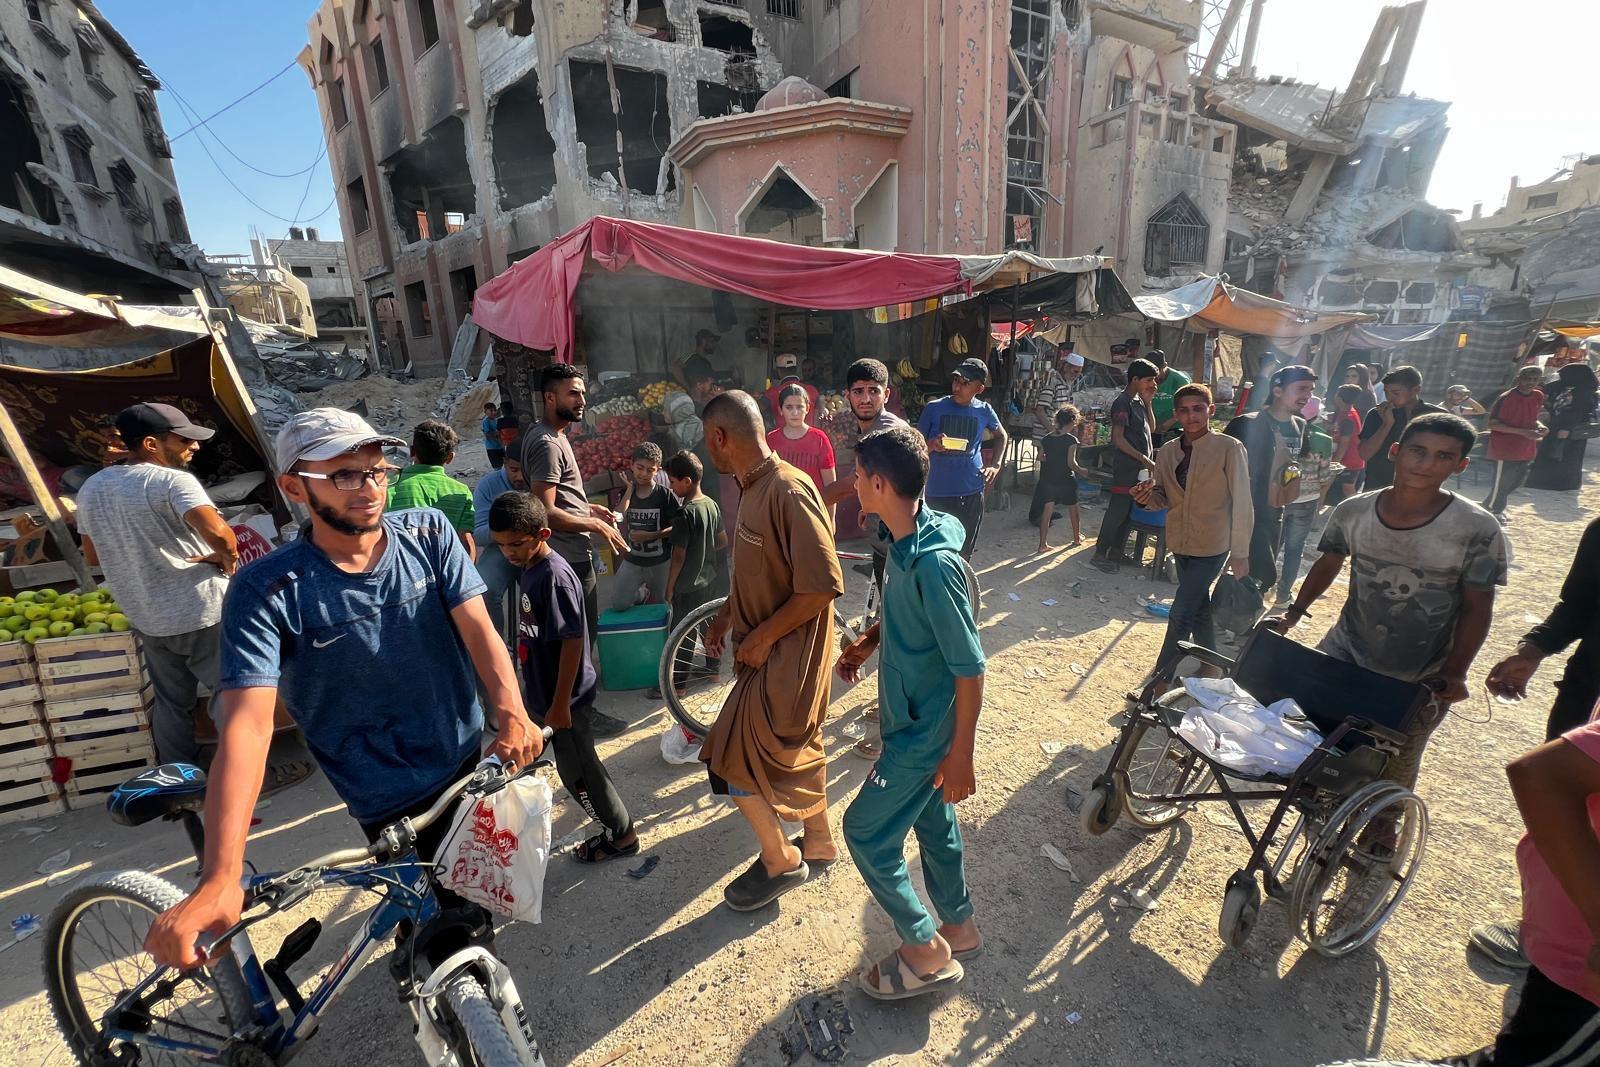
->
[[1144, 193, 1208, 277]]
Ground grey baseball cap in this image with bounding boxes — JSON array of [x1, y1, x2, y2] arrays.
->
[[274, 407, 404, 470]]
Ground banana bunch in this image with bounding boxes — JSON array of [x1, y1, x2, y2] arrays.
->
[[946, 332, 969, 355], [896, 358, 917, 379]]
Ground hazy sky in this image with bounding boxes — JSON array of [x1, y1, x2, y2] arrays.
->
[[98, 0, 1597, 256], [1248, 0, 1600, 215]]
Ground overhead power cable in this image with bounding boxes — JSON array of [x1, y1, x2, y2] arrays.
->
[[168, 59, 299, 142], [168, 91, 335, 227]]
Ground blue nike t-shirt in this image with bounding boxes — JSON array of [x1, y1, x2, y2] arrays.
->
[[916, 396, 1001, 497], [218, 508, 488, 822]]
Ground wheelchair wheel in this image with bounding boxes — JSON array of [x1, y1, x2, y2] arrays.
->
[[1078, 783, 1119, 836], [1115, 721, 1211, 829], [1218, 870, 1260, 950], [1290, 781, 1428, 957]]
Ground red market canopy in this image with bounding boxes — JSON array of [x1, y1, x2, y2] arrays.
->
[[472, 216, 972, 363]]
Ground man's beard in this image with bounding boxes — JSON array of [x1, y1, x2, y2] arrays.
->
[[312, 498, 380, 535], [554, 402, 583, 423]]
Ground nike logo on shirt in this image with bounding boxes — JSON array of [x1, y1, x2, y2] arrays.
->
[[312, 634, 346, 648]]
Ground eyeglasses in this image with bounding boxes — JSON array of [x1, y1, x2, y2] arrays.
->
[[297, 466, 401, 491]]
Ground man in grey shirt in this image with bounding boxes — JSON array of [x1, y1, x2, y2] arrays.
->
[[77, 404, 239, 765], [520, 364, 631, 735]]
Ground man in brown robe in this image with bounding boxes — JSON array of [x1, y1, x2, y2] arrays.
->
[[700, 391, 845, 911]]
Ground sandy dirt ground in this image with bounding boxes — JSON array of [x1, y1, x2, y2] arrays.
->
[[0, 455, 1589, 1067]]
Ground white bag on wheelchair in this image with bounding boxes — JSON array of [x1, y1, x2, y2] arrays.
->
[[437, 773, 553, 925]]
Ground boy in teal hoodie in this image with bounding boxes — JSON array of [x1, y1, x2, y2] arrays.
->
[[838, 424, 986, 1001]]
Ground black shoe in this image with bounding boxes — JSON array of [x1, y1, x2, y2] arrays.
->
[[723, 856, 810, 911], [587, 710, 630, 738]]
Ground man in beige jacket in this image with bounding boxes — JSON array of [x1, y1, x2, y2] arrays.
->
[[1133, 384, 1253, 678]]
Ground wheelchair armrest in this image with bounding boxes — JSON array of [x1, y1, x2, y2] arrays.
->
[[1174, 641, 1237, 673], [1323, 716, 1408, 751]]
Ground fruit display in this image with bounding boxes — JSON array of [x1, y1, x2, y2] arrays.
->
[[569, 414, 652, 474], [637, 380, 684, 410], [0, 584, 127, 643], [592, 394, 645, 420], [817, 390, 848, 420]]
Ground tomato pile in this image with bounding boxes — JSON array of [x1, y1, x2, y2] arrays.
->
[[570, 414, 652, 473]]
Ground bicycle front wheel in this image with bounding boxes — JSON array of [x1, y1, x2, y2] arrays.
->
[[45, 871, 254, 1066], [443, 973, 529, 1067], [660, 598, 734, 739]]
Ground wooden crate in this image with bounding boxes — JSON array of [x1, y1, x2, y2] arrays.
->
[[33, 632, 147, 700], [0, 641, 39, 709], [0, 751, 63, 826], [0, 700, 49, 773], [44, 684, 154, 744], [56, 730, 155, 809]]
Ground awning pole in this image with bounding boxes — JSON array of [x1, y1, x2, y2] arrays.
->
[[0, 397, 95, 592]]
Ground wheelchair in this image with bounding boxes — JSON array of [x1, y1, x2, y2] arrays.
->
[[1078, 627, 1435, 957]]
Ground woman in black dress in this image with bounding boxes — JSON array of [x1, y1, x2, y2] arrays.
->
[[1527, 363, 1600, 492]]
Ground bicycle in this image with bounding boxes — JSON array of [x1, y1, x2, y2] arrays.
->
[[44, 738, 555, 1067], [659, 549, 981, 738]]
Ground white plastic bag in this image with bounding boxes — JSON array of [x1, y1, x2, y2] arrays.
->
[[660, 723, 703, 765], [437, 773, 553, 925]]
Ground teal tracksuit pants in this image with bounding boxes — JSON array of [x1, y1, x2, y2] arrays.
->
[[843, 757, 973, 945]]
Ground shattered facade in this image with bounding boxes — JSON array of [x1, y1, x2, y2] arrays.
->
[[1207, 1, 1482, 326], [0, 0, 199, 302], [267, 228, 367, 332], [1460, 156, 1600, 322]]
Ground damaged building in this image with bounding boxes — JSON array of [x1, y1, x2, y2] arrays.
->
[[1460, 155, 1600, 323], [302, 0, 1265, 374], [1201, 1, 1482, 327], [0, 0, 200, 303]]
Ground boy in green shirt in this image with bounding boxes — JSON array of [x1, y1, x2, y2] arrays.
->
[[837, 424, 986, 1001], [662, 450, 727, 695], [388, 419, 476, 559]]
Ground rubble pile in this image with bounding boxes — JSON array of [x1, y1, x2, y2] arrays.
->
[[307, 374, 497, 442]]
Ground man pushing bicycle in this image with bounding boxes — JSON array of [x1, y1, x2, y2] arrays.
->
[[146, 408, 543, 970]]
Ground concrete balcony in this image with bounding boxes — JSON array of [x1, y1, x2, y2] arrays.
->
[[1086, 0, 1200, 47], [1086, 100, 1235, 162]]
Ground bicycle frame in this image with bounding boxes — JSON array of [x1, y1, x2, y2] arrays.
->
[[99, 854, 442, 1062]]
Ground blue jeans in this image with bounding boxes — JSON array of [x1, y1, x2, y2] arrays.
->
[[1157, 552, 1229, 671], [475, 543, 520, 646], [1275, 500, 1318, 604]]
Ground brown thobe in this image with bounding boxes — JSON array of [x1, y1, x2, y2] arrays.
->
[[701, 454, 844, 820]]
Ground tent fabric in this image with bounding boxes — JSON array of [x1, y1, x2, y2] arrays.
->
[[1379, 320, 1542, 404], [472, 216, 972, 362], [1132, 276, 1371, 341], [0, 264, 207, 347], [957, 250, 1110, 289], [980, 267, 1138, 322], [1343, 322, 1446, 349]]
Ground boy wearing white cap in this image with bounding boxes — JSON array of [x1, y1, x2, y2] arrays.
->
[[145, 408, 543, 972]]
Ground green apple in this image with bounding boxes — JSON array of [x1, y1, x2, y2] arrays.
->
[[24, 605, 51, 622], [0, 605, 14, 620], [47, 621, 74, 637], [68, 627, 86, 636], [107, 613, 130, 632], [22, 627, 49, 644], [49, 608, 73, 623], [3, 616, 28, 632], [84, 611, 108, 625], [102, 602, 121, 615], [15, 590, 37, 603], [0, 630, 16, 643], [79, 591, 104, 603], [37, 588, 58, 603], [83, 622, 110, 635]]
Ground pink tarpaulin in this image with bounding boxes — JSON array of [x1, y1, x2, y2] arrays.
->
[[471, 216, 971, 362]]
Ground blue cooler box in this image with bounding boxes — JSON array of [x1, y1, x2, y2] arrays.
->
[[596, 603, 671, 691]]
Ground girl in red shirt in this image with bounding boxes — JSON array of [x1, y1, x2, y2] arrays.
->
[[766, 383, 837, 522]]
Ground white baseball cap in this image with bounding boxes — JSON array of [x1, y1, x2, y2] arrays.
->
[[1065, 352, 1085, 367], [275, 407, 405, 470]]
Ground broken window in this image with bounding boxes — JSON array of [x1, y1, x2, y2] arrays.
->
[[491, 70, 557, 209], [1110, 77, 1132, 109], [1526, 192, 1558, 211], [766, 0, 801, 17], [507, 0, 533, 35], [347, 176, 371, 233], [1318, 277, 1362, 306], [412, 0, 441, 52], [1143, 193, 1208, 277], [700, 13, 755, 54], [329, 76, 350, 129], [387, 116, 476, 244], [633, 0, 675, 40], [62, 125, 96, 186], [1169, 94, 1187, 113], [697, 81, 762, 119], [449, 265, 477, 321], [742, 171, 822, 243], [291, 265, 314, 279], [825, 70, 855, 97], [369, 36, 390, 92], [1404, 281, 1436, 305], [0, 76, 57, 223], [1363, 280, 1400, 305], [1366, 209, 1457, 253], [1006, 0, 1053, 250], [569, 61, 675, 195], [135, 90, 170, 157], [25, 0, 43, 20], [163, 197, 189, 242], [109, 161, 138, 211], [405, 280, 433, 336]]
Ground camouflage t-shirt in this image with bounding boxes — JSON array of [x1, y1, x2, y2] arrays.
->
[[1315, 491, 1510, 682]]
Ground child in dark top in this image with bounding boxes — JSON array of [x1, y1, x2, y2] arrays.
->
[[662, 450, 727, 695], [610, 442, 676, 611], [489, 491, 638, 863], [1030, 404, 1088, 552]]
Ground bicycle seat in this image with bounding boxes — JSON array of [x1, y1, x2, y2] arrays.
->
[[107, 763, 207, 826]]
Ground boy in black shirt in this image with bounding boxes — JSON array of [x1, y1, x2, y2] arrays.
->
[[490, 492, 638, 863], [610, 442, 675, 611], [1090, 359, 1159, 573]]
